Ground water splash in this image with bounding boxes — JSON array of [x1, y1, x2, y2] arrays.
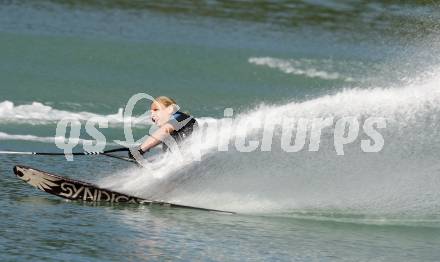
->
[[0, 100, 150, 126], [101, 69, 440, 222]]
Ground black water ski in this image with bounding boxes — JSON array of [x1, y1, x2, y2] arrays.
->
[[13, 165, 233, 214]]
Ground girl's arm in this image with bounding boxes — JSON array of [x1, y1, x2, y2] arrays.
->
[[139, 123, 175, 152]]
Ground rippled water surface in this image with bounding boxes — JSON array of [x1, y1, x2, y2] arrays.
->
[[1, 1, 440, 261]]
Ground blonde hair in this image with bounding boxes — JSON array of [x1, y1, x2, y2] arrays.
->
[[153, 96, 191, 115], [153, 96, 177, 107]]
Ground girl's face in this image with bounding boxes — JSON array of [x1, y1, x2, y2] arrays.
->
[[150, 102, 173, 126]]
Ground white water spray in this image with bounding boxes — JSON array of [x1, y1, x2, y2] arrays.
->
[[100, 69, 440, 218]]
